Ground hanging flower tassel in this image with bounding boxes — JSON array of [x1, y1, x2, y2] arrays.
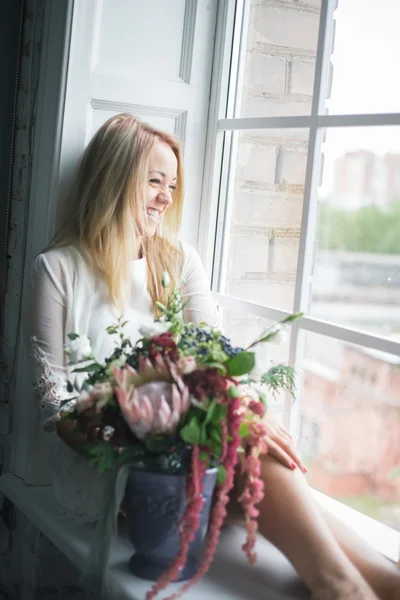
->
[[239, 421, 268, 566], [220, 418, 228, 462]]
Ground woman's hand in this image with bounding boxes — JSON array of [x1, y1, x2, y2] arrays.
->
[[263, 416, 307, 473], [56, 418, 91, 457]]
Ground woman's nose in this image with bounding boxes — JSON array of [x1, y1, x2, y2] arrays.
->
[[157, 188, 173, 206]]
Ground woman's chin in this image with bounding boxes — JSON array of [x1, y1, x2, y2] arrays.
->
[[144, 224, 158, 238]]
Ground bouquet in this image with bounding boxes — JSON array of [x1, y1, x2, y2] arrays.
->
[[60, 273, 301, 599]]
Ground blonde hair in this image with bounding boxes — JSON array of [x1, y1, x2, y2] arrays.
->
[[48, 113, 184, 313]]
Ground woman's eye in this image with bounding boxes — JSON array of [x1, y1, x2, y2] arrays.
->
[[150, 178, 161, 185], [169, 186, 176, 192]]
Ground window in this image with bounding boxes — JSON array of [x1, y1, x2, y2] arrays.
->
[[201, 0, 400, 540]]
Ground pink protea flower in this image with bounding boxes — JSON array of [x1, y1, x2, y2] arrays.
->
[[114, 354, 188, 394], [114, 358, 190, 439]]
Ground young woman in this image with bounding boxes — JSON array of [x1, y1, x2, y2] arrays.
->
[[28, 114, 399, 599]]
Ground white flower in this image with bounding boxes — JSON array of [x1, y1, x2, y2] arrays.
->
[[105, 355, 127, 378], [60, 399, 77, 414], [65, 335, 92, 363], [139, 321, 172, 339], [103, 426, 115, 441], [181, 356, 196, 374], [162, 271, 171, 288]]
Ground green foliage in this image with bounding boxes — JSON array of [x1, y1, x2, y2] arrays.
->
[[227, 386, 241, 398], [217, 465, 226, 485], [203, 340, 229, 364], [225, 351, 256, 376], [180, 416, 202, 445], [155, 288, 187, 335], [85, 442, 117, 473], [318, 200, 400, 254], [180, 401, 228, 462], [239, 422, 250, 438], [72, 362, 102, 373], [261, 364, 295, 398]]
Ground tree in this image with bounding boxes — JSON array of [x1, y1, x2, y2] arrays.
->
[[318, 199, 400, 254]]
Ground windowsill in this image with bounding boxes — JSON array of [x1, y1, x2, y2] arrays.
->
[[0, 475, 398, 600], [0, 473, 310, 600], [312, 490, 399, 563]]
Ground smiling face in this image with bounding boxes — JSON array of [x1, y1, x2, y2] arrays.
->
[[145, 140, 178, 237]]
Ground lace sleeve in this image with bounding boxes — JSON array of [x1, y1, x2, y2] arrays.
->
[[27, 253, 73, 431], [180, 242, 220, 328]]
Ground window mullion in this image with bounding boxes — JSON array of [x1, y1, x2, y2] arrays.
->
[[197, 0, 236, 277], [212, 292, 293, 322], [218, 112, 400, 132], [285, 0, 336, 433], [213, 293, 400, 357], [211, 0, 249, 292]]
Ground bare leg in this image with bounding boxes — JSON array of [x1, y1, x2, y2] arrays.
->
[[228, 455, 399, 599], [322, 509, 400, 600]]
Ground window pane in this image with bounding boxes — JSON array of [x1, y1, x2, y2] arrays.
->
[[311, 127, 400, 338], [218, 305, 290, 421], [236, 0, 320, 118], [298, 331, 400, 529], [218, 129, 309, 312], [324, 0, 400, 115]]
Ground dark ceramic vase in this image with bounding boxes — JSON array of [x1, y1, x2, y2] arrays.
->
[[125, 467, 218, 582]]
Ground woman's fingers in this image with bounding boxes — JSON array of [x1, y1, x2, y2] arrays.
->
[[278, 424, 292, 439], [278, 429, 293, 445], [267, 435, 307, 473], [262, 415, 307, 472], [267, 439, 297, 469], [265, 418, 292, 442]]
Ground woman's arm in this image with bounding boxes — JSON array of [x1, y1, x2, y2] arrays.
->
[[28, 252, 88, 455], [180, 242, 220, 327]]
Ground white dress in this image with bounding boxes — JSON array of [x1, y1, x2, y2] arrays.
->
[[26, 242, 218, 523]]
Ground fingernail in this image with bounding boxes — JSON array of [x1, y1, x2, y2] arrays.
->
[[291, 462, 297, 469], [301, 466, 308, 473]]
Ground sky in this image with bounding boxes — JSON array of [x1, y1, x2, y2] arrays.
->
[[321, 0, 400, 194]]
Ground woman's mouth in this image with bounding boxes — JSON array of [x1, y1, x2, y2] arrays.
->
[[146, 208, 160, 222]]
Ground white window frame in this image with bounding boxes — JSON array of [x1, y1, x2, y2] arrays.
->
[[199, 0, 400, 559]]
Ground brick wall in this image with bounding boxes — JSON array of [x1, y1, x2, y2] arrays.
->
[[221, 0, 321, 350], [0, 2, 89, 598]]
